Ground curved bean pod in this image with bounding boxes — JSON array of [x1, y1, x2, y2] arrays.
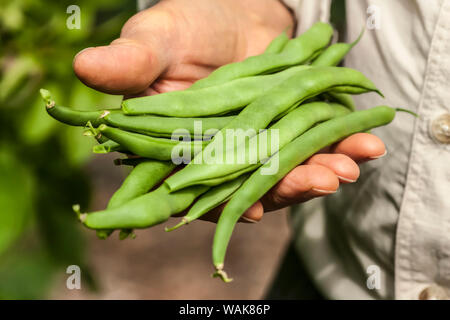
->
[[98, 124, 208, 160], [324, 92, 356, 111], [102, 160, 176, 240], [165, 174, 250, 232], [310, 30, 364, 113], [189, 22, 333, 89], [77, 183, 209, 229], [165, 102, 350, 190], [122, 65, 310, 117], [263, 31, 289, 54], [311, 28, 364, 67], [108, 160, 176, 209], [102, 111, 234, 139], [212, 106, 402, 282], [330, 85, 382, 95], [165, 66, 382, 191], [40, 89, 117, 127]]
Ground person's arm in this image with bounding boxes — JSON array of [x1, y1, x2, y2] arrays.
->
[[73, 0, 386, 222]]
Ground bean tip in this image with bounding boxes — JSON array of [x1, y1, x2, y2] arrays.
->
[[350, 26, 366, 48], [40, 88, 55, 109], [165, 218, 189, 232], [96, 230, 112, 240], [212, 267, 233, 283], [376, 89, 385, 98], [93, 145, 109, 154], [72, 204, 87, 223], [119, 229, 135, 240], [395, 107, 418, 118]]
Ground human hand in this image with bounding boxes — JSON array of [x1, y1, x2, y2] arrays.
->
[[73, 0, 386, 224], [73, 0, 293, 95]]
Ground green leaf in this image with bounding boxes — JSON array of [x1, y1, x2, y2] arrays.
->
[[19, 86, 65, 145], [0, 249, 56, 299], [0, 2, 25, 31], [0, 146, 35, 256], [0, 55, 40, 103]]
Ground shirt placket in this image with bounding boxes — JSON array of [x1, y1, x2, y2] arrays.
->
[[395, 0, 450, 300]]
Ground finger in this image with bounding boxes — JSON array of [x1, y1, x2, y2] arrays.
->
[[305, 153, 360, 183], [73, 38, 167, 95], [330, 133, 386, 163], [241, 201, 264, 223], [261, 164, 339, 211]]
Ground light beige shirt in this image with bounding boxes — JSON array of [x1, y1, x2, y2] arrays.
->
[[284, 0, 450, 300], [139, 0, 450, 300]]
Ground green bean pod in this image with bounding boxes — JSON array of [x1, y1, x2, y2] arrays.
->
[[41, 88, 233, 139], [212, 106, 400, 282], [102, 111, 234, 139], [263, 31, 289, 54], [165, 174, 250, 232], [77, 183, 209, 229], [189, 22, 333, 89], [102, 160, 176, 240], [324, 92, 356, 111], [165, 66, 382, 192], [309, 30, 363, 113], [330, 85, 381, 95], [165, 102, 350, 190], [311, 28, 364, 67], [108, 160, 176, 209], [98, 124, 207, 160], [122, 65, 310, 117], [40, 89, 117, 127]]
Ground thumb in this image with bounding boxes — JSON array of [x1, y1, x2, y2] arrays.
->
[[73, 37, 168, 95]]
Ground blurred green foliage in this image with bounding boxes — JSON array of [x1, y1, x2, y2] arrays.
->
[[0, 0, 136, 298]]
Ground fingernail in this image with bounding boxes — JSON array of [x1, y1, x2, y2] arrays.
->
[[337, 176, 357, 183], [73, 47, 94, 66], [311, 188, 337, 194], [241, 216, 258, 223], [369, 150, 387, 160]]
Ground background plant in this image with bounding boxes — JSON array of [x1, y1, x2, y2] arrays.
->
[[0, 0, 135, 299]]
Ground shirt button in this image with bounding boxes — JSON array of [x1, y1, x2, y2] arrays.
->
[[429, 113, 450, 144], [418, 285, 449, 300]]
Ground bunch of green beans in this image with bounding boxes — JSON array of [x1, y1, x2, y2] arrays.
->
[[42, 23, 416, 281]]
